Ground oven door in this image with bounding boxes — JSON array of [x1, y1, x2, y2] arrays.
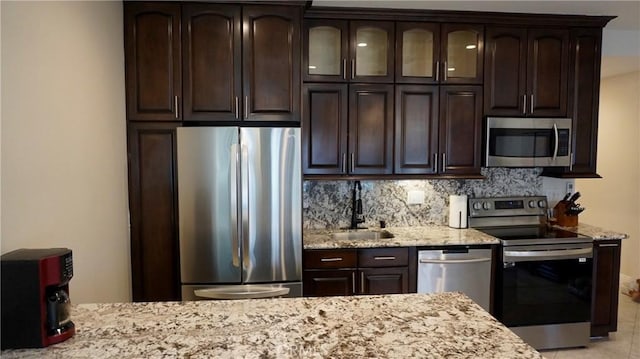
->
[[500, 243, 593, 327], [485, 117, 572, 167]]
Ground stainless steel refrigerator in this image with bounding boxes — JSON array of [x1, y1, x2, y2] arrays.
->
[[177, 127, 302, 300]]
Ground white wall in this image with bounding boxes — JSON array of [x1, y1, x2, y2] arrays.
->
[[578, 71, 640, 280], [1, 1, 130, 303]]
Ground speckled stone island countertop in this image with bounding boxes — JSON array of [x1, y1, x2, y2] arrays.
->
[[1, 292, 542, 359], [303, 225, 500, 249], [304, 223, 628, 250]]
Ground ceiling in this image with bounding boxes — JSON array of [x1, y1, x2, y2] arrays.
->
[[313, 1, 640, 77], [312, 1, 640, 30]]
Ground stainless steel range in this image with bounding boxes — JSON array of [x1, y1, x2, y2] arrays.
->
[[469, 196, 593, 350]]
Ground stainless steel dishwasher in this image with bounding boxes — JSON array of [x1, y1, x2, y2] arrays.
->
[[417, 248, 492, 312]]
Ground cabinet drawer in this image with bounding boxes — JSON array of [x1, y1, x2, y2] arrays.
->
[[304, 249, 357, 269], [358, 247, 409, 267]]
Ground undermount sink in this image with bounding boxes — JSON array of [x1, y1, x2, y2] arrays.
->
[[331, 230, 395, 240]]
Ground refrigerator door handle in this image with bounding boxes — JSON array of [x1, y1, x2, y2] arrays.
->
[[241, 144, 250, 271], [194, 286, 290, 300], [230, 143, 240, 268]]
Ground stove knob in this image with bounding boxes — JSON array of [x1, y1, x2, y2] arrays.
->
[[538, 200, 547, 208], [528, 200, 536, 208], [482, 202, 492, 210], [472, 202, 482, 210]]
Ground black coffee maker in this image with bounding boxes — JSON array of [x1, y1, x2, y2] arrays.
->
[[1, 248, 75, 349]]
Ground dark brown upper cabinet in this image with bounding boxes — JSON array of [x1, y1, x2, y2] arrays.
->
[[182, 5, 241, 122], [395, 23, 483, 85], [302, 83, 349, 175], [243, 6, 301, 122], [543, 28, 603, 178], [394, 85, 482, 176], [302, 83, 393, 175], [304, 20, 394, 83], [484, 27, 569, 117], [126, 3, 301, 123], [348, 84, 394, 174], [125, 3, 182, 121], [395, 85, 439, 174]]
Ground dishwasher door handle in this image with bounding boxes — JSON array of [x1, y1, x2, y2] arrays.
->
[[419, 257, 492, 264]]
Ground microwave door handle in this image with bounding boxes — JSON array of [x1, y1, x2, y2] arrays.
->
[[553, 123, 559, 162]]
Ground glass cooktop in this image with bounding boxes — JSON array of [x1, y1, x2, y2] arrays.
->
[[477, 225, 592, 246]]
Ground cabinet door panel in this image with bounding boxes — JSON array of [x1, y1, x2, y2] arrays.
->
[[182, 5, 241, 122], [360, 267, 409, 295], [591, 240, 621, 337], [243, 6, 301, 122], [303, 270, 355, 297], [484, 27, 527, 116], [349, 84, 394, 174], [302, 84, 348, 175], [304, 19, 349, 82], [350, 21, 395, 83], [528, 29, 569, 117], [439, 86, 482, 175], [127, 123, 180, 301], [395, 85, 439, 174], [125, 3, 181, 121], [442, 24, 484, 84], [396, 22, 440, 84], [568, 28, 601, 176]]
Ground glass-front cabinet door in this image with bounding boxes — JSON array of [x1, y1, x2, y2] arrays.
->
[[350, 21, 394, 83], [304, 20, 348, 82], [396, 22, 440, 83], [441, 24, 484, 84]]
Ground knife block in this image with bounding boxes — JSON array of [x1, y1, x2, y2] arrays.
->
[[554, 201, 579, 227]]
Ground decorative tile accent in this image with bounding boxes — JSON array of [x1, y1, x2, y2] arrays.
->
[[303, 168, 543, 229]]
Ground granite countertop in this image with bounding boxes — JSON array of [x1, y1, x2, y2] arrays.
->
[[555, 222, 628, 240], [304, 222, 628, 250], [303, 225, 500, 249], [1, 292, 542, 359]]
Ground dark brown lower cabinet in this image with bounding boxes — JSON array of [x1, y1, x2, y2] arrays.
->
[[303, 247, 414, 297], [127, 122, 181, 302], [591, 239, 621, 337]]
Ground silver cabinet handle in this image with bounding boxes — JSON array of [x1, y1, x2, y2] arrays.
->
[[443, 61, 448, 81], [244, 96, 248, 119], [570, 152, 574, 171], [433, 153, 438, 173], [235, 96, 239, 119], [374, 256, 396, 260], [552, 123, 559, 162], [360, 271, 365, 293], [598, 243, 619, 247], [419, 258, 491, 264], [351, 59, 355, 79], [350, 153, 355, 173], [442, 153, 446, 172], [522, 95, 527, 115], [320, 257, 343, 262], [435, 60, 440, 81], [530, 94, 534, 114], [352, 272, 356, 294], [343, 59, 347, 80], [342, 153, 347, 173], [174, 96, 179, 119]]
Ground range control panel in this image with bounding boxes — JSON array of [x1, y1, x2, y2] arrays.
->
[[468, 196, 547, 218]]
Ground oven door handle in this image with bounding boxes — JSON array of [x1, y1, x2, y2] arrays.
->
[[504, 248, 592, 262]]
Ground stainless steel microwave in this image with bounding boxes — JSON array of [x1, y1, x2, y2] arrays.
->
[[485, 117, 572, 167]]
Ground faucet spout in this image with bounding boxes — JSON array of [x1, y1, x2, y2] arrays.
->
[[350, 180, 366, 229]]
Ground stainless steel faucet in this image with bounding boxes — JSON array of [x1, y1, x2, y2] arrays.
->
[[350, 180, 366, 229]]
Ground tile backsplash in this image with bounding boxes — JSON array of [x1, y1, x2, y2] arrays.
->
[[303, 168, 546, 229]]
